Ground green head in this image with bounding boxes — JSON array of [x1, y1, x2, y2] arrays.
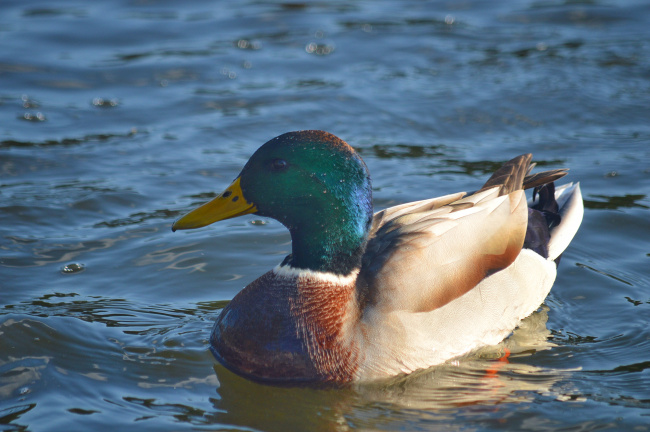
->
[[173, 130, 374, 275]]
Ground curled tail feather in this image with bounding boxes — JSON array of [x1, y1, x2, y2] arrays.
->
[[475, 154, 581, 264], [477, 153, 568, 197]]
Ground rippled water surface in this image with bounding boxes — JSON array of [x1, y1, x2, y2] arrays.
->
[[1, 0, 649, 430]]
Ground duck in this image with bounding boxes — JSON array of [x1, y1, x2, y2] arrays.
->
[[172, 130, 583, 384]]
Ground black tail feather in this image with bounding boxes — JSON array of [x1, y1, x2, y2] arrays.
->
[[532, 183, 561, 229], [525, 182, 564, 264], [523, 168, 568, 191]]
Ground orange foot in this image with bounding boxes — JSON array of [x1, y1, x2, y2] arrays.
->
[[485, 347, 511, 378]]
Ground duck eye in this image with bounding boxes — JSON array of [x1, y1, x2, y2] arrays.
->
[[270, 158, 288, 171]]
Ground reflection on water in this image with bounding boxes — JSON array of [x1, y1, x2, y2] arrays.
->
[[0, 131, 137, 149], [584, 194, 648, 210], [1, 229, 153, 268], [358, 143, 447, 159]]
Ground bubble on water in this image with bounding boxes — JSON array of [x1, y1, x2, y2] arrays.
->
[[305, 43, 334, 56], [92, 97, 119, 108], [21, 112, 46, 122], [235, 39, 261, 50], [61, 263, 85, 274], [21, 94, 40, 108], [220, 68, 237, 79]]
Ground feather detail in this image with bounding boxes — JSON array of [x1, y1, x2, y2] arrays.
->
[[211, 269, 361, 383], [360, 189, 528, 313], [288, 274, 361, 382], [273, 264, 359, 285], [478, 153, 532, 196]]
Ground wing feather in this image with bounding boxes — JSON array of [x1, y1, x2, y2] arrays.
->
[[358, 153, 569, 315], [370, 191, 466, 233], [359, 189, 528, 314]]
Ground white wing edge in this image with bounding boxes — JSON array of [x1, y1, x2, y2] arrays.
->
[[546, 182, 584, 261]]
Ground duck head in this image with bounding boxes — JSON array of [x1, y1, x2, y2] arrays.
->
[[172, 130, 374, 275]]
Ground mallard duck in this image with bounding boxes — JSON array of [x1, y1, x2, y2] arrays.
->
[[172, 130, 583, 384]]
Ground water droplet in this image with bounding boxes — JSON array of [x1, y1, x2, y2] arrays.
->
[[19, 387, 30, 395], [61, 263, 85, 274], [250, 219, 267, 226], [445, 15, 455, 25]]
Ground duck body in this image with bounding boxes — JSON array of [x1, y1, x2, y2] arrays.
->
[[173, 130, 584, 384]]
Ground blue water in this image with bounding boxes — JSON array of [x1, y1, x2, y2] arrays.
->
[[1, 0, 649, 430]]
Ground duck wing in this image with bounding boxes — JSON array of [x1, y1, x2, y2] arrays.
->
[[358, 154, 565, 314]]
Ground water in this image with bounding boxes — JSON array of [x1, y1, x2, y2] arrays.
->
[[1, 0, 649, 430]]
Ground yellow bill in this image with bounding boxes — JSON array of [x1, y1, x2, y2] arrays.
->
[[172, 177, 257, 231]]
